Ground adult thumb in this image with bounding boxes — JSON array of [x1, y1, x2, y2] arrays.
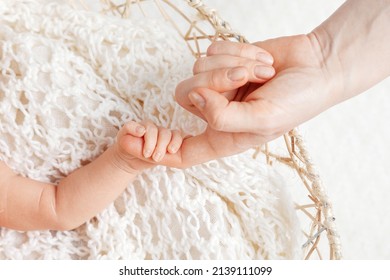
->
[[188, 87, 258, 133]]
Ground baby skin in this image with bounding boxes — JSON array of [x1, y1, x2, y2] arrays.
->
[[0, 42, 275, 231]]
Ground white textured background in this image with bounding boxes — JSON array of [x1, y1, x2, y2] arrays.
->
[[206, 0, 390, 259]]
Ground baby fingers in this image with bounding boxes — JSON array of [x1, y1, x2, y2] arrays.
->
[[153, 129, 184, 162], [118, 121, 146, 139], [142, 120, 159, 158], [151, 128, 172, 162], [140, 121, 184, 162], [167, 130, 183, 154]]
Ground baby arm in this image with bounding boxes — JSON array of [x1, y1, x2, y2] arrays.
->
[[0, 121, 183, 231]]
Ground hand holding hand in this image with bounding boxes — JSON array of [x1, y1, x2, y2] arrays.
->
[[175, 41, 275, 121], [175, 37, 340, 142], [115, 119, 266, 170]]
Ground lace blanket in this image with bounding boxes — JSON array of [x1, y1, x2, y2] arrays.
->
[[0, 0, 301, 259]]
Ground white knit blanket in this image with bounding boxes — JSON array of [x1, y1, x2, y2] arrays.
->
[[0, 0, 301, 259]]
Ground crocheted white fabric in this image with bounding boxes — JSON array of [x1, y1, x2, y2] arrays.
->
[[0, 0, 301, 259]]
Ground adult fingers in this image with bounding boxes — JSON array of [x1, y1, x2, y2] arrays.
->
[[187, 88, 256, 132], [207, 41, 273, 65], [193, 55, 275, 82], [188, 87, 279, 135], [177, 66, 249, 95], [175, 66, 249, 111]]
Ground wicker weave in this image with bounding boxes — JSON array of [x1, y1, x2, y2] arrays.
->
[[72, 0, 342, 260]]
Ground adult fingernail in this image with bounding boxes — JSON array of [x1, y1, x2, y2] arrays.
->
[[256, 52, 273, 65], [227, 67, 247, 81], [254, 65, 275, 79], [189, 91, 205, 109]]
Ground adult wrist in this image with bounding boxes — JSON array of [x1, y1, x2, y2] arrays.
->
[[306, 28, 345, 107], [308, 0, 390, 105]]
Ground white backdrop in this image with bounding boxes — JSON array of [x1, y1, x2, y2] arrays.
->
[[206, 0, 390, 259]]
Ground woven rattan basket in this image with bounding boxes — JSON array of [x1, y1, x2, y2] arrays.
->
[[72, 0, 342, 260]]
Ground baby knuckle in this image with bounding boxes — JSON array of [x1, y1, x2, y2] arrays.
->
[[159, 127, 170, 136], [172, 129, 182, 137], [144, 120, 156, 129], [124, 121, 135, 131], [148, 126, 158, 135]]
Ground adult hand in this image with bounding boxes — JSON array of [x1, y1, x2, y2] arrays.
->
[[175, 41, 275, 121], [176, 0, 390, 142], [176, 36, 338, 142]]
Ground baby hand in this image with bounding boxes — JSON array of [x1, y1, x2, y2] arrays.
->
[[113, 120, 184, 173]]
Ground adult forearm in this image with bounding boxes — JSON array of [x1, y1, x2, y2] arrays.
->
[[310, 0, 390, 102]]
